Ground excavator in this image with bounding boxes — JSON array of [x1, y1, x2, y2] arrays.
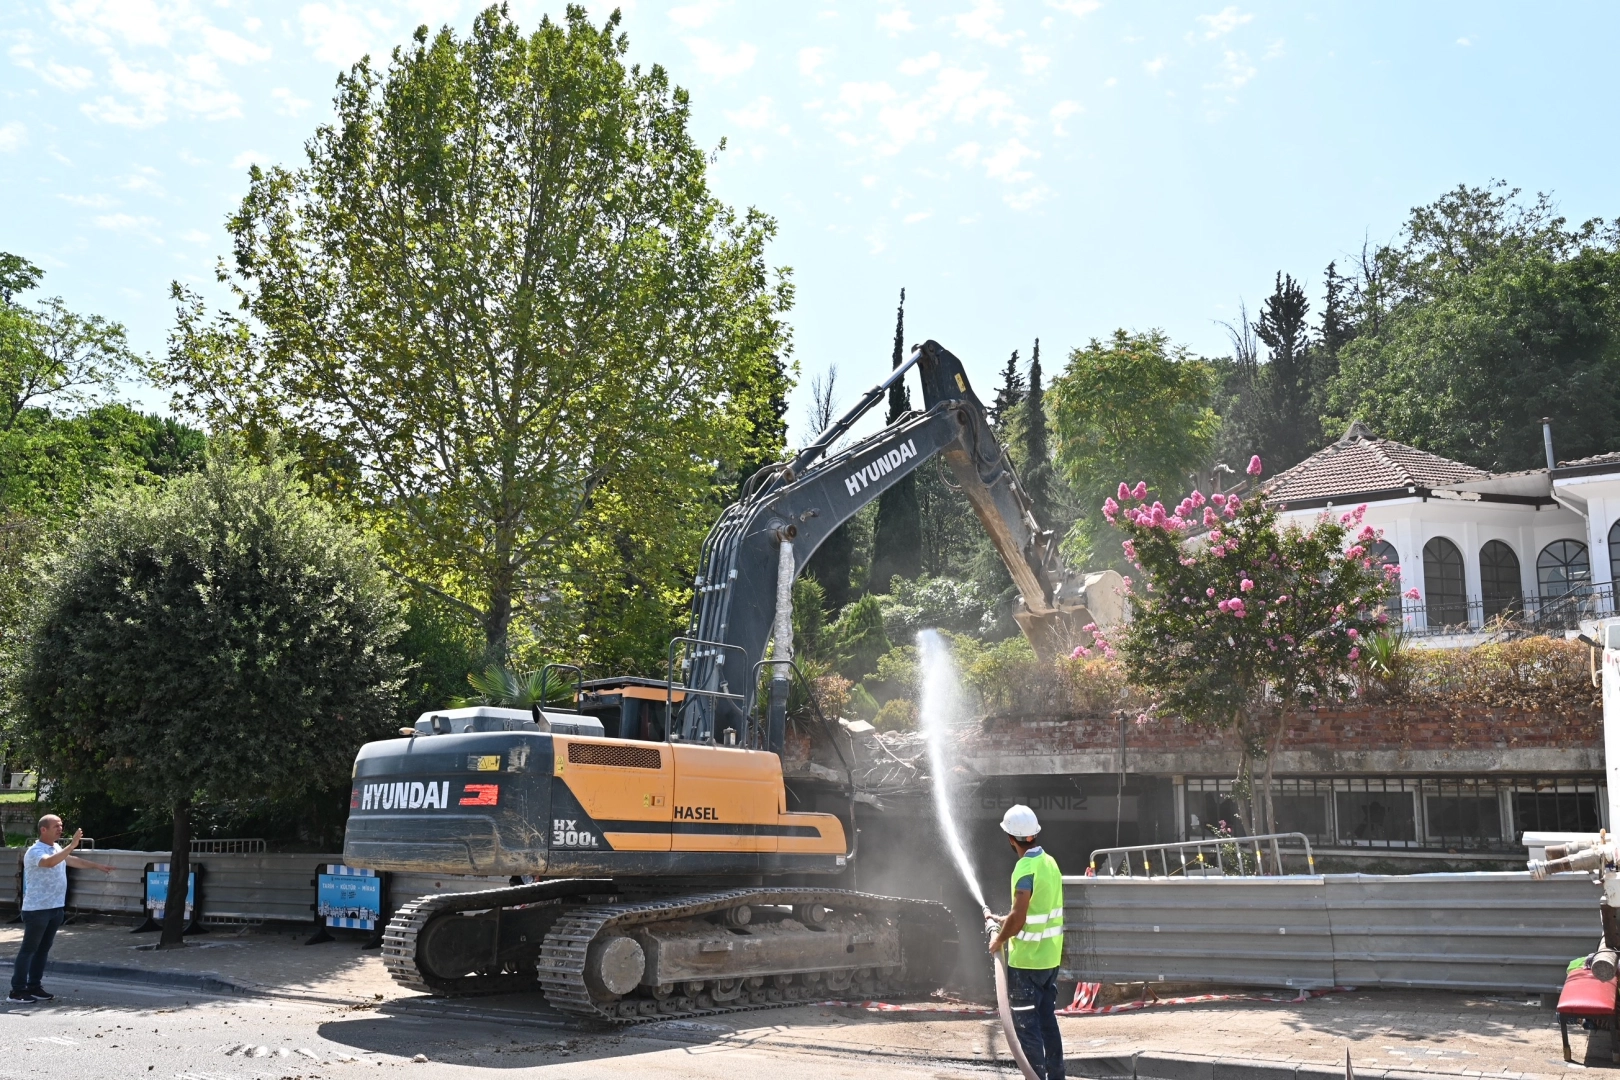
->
[[342, 339, 1121, 1023]]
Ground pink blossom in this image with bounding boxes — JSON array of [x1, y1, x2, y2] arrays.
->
[[1282, 634, 1295, 644], [1358, 525, 1377, 542], [1348, 646, 1361, 661], [1132, 481, 1148, 500], [1212, 492, 1227, 506], [1346, 545, 1365, 559], [1377, 613, 1390, 625], [1103, 496, 1119, 523], [1122, 539, 1137, 561], [1206, 587, 1217, 597], [1383, 564, 1402, 579], [1247, 455, 1262, 476], [1202, 506, 1218, 527], [1276, 594, 1289, 603], [1403, 588, 1421, 600], [1190, 490, 1206, 508], [1070, 645, 1091, 659], [1347, 628, 1359, 640], [1218, 598, 1231, 612], [1240, 577, 1255, 592], [1118, 482, 1131, 502], [1082, 622, 1098, 633]]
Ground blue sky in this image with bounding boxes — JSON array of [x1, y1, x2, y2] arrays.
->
[[3, 1, 1618, 446]]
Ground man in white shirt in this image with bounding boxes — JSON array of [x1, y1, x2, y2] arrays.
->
[[10, 814, 111, 1003]]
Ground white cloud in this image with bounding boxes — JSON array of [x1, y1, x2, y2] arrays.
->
[[982, 138, 1037, 183], [0, 122, 25, 153], [903, 210, 931, 224], [1021, 47, 1049, 74], [58, 192, 118, 207], [1050, 99, 1081, 135], [179, 228, 210, 244], [93, 212, 161, 235], [299, 2, 393, 67], [954, 0, 1016, 47], [11, 40, 97, 91], [231, 149, 269, 169], [725, 96, 775, 129], [899, 52, 941, 76], [669, 1, 722, 29], [1197, 6, 1254, 39], [948, 141, 980, 165], [119, 165, 165, 195], [1456, 37, 1471, 47], [799, 46, 830, 78], [1103, 76, 1118, 87], [1143, 56, 1167, 76], [822, 63, 1026, 157], [1046, 0, 1101, 14], [271, 86, 310, 115], [685, 38, 758, 78], [1209, 49, 1256, 90], [201, 25, 270, 65], [1005, 184, 1050, 211], [877, 6, 916, 35]]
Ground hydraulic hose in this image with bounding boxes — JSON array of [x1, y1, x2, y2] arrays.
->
[[986, 912, 1042, 1080]]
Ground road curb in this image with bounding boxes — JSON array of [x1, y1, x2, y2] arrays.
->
[[1066, 1050, 1551, 1080], [17, 957, 249, 996]]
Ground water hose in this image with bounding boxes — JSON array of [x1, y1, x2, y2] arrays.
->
[[986, 911, 1042, 1080]]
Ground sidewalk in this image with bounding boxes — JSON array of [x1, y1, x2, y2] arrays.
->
[[0, 921, 1599, 1077]]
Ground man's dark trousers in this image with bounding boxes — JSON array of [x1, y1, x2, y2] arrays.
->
[[1008, 964, 1065, 1080], [12, 907, 65, 992]]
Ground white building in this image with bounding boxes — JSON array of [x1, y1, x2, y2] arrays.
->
[[1262, 422, 1620, 643]]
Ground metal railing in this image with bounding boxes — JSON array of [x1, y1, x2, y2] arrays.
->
[[1091, 832, 1315, 878], [190, 838, 265, 855], [1403, 581, 1616, 637]]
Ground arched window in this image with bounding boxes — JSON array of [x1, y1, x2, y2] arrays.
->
[[1422, 537, 1467, 628], [1609, 520, 1620, 589], [1537, 540, 1590, 598], [1479, 540, 1523, 620], [1367, 541, 1401, 618]]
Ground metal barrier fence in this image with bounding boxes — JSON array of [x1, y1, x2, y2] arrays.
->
[[1, 848, 515, 927], [1062, 871, 1599, 994]]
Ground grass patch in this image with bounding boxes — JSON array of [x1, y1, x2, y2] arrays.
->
[[0, 791, 37, 804]]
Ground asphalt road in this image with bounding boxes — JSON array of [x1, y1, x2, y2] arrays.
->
[[0, 975, 998, 1080]]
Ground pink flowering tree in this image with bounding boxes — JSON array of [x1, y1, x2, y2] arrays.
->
[[1104, 456, 1398, 838]]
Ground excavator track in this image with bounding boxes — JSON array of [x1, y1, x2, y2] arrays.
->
[[381, 879, 612, 997], [536, 887, 956, 1024], [381, 880, 955, 1024]]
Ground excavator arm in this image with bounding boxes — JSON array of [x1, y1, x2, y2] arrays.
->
[[679, 339, 1122, 750]]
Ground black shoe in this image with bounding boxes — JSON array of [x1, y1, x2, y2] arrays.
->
[[25, 987, 52, 1001], [6, 991, 36, 1003]]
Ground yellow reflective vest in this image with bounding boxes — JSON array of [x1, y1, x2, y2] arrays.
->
[[1007, 847, 1064, 970]]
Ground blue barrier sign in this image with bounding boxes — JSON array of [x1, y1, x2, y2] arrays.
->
[[317, 865, 380, 929], [144, 865, 196, 916]]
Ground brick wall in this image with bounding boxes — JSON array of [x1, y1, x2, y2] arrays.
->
[[961, 701, 1603, 777]]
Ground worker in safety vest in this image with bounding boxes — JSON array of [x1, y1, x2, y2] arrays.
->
[[987, 803, 1065, 1080]]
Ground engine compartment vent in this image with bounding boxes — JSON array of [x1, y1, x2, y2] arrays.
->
[[567, 742, 663, 770]]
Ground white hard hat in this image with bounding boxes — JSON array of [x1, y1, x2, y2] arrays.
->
[[1000, 804, 1041, 838]]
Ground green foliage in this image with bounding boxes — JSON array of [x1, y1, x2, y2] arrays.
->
[[872, 288, 920, 592], [1049, 330, 1221, 568], [451, 665, 576, 708], [873, 574, 992, 642], [394, 595, 482, 719], [19, 444, 406, 824], [790, 576, 828, 661], [0, 252, 133, 432], [151, 7, 793, 669], [1326, 183, 1620, 470], [829, 594, 891, 682]]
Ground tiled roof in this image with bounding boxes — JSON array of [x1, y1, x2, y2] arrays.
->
[[1557, 451, 1620, 469], [1262, 421, 1489, 505]]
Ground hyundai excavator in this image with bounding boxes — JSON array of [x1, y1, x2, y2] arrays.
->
[[343, 340, 1120, 1023]]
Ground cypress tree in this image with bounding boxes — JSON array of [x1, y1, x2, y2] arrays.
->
[[869, 288, 922, 593], [990, 349, 1025, 429], [1020, 338, 1053, 525]]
